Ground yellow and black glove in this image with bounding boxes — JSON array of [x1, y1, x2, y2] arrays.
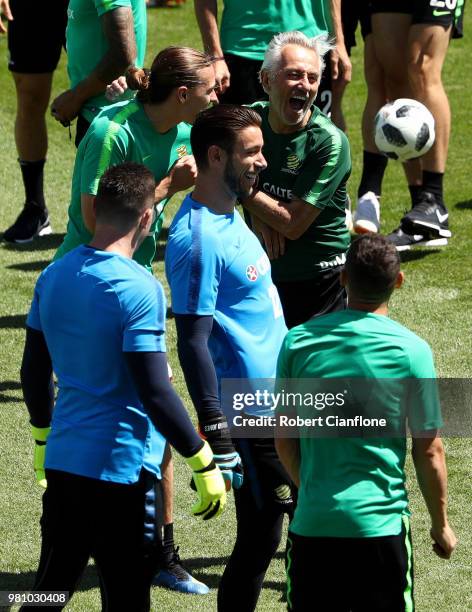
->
[[31, 425, 50, 489], [186, 441, 226, 520]]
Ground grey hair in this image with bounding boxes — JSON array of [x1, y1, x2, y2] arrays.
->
[[259, 31, 334, 86]]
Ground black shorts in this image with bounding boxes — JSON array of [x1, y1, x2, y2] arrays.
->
[[219, 53, 267, 105], [8, 0, 68, 73], [314, 53, 332, 116], [341, 0, 373, 54], [275, 265, 347, 329], [370, 0, 462, 30], [286, 518, 415, 611], [234, 437, 295, 514], [27, 468, 164, 612]]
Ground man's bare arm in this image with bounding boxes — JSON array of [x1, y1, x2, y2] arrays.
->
[[51, 7, 136, 125], [275, 437, 300, 488], [194, 0, 230, 91], [329, 0, 352, 83], [412, 435, 457, 559], [0, 0, 13, 34], [244, 190, 321, 240]]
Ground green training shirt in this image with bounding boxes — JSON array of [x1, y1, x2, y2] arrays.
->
[[276, 310, 443, 538], [67, 0, 146, 122], [54, 100, 192, 271], [250, 101, 351, 282], [220, 0, 329, 61]]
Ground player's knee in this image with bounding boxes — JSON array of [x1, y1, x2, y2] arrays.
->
[[407, 55, 441, 96], [15, 76, 51, 116]]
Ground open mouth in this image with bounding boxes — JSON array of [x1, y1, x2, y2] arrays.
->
[[288, 94, 308, 112]]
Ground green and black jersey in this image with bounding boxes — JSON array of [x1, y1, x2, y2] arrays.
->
[[54, 100, 191, 271], [220, 0, 330, 61], [276, 310, 443, 538], [250, 101, 351, 282]]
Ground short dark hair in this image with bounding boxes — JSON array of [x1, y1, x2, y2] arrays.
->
[[191, 104, 262, 170], [345, 235, 401, 303], [95, 163, 155, 231]]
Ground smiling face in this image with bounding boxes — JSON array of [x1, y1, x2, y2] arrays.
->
[[182, 65, 219, 124], [263, 44, 320, 133], [223, 125, 267, 199]]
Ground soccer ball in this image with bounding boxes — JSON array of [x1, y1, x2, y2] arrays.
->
[[374, 98, 435, 162]]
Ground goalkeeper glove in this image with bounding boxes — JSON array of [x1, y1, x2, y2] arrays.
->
[[31, 425, 50, 489], [199, 414, 244, 490], [213, 452, 244, 490], [186, 441, 226, 520]]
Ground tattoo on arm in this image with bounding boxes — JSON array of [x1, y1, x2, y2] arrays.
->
[[95, 7, 137, 84]]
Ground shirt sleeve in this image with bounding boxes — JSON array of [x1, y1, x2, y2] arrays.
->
[[80, 116, 130, 196], [293, 128, 351, 210], [406, 339, 443, 433], [122, 277, 167, 353], [94, 0, 131, 18], [167, 231, 224, 316]]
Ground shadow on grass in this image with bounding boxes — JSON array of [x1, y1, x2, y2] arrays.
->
[[0, 315, 26, 329], [0, 556, 287, 601], [0, 565, 99, 596], [0, 381, 22, 404], [183, 552, 286, 592], [455, 200, 472, 210], [1, 234, 65, 252], [7, 260, 50, 273], [399, 249, 442, 263]]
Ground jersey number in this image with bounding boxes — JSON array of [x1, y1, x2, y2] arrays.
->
[[268, 285, 284, 319]]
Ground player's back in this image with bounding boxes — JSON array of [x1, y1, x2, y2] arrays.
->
[[30, 245, 166, 482]]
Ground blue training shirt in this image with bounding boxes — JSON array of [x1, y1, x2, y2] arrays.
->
[[165, 194, 287, 416], [27, 245, 167, 484]]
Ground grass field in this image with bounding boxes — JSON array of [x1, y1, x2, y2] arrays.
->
[[1, 4, 471, 611]]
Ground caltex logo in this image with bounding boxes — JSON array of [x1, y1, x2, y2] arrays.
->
[[246, 265, 258, 281], [176, 145, 188, 158]]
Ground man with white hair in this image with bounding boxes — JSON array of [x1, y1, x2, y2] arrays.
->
[[242, 31, 352, 328]]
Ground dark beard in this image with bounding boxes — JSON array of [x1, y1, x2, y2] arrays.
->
[[223, 158, 252, 200]]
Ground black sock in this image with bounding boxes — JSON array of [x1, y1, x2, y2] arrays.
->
[[409, 185, 423, 208], [422, 170, 444, 205], [19, 159, 46, 210], [357, 151, 388, 198], [162, 523, 175, 560]]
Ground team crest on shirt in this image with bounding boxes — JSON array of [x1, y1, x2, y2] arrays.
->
[[282, 153, 302, 175], [246, 264, 258, 282], [176, 145, 188, 158]]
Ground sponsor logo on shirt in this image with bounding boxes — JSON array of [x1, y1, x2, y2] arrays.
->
[[176, 145, 188, 158], [262, 183, 293, 200], [245, 254, 271, 282], [246, 264, 258, 282], [281, 153, 302, 175], [318, 253, 347, 269]]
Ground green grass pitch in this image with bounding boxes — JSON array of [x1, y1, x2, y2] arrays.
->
[[0, 4, 471, 610]]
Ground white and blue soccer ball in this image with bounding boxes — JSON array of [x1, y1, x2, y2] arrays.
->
[[374, 98, 435, 162]]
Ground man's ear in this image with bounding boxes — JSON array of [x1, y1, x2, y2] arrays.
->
[[395, 270, 405, 289], [140, 206, 153, 230], [207, 144, 226, 166], [260, 70, 271, 95], [177, 85, 188, 104]]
